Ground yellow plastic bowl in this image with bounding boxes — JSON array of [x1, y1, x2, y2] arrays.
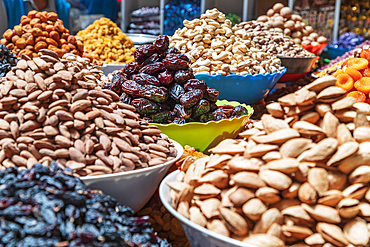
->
[[150, 100, 253, 152]]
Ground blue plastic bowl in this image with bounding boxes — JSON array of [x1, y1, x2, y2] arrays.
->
[[327, 45, 350, 60], [195, 69, 286, 104]]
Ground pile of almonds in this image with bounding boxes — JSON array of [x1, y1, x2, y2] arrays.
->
[[257, 3, 327, 46], [168, 75, 370, 246], [0, 48, 176, 176], [1, 10, 83, 58]]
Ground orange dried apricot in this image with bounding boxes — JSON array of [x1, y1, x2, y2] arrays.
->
[[360, 49, 370, 63], [361, 68, 370, 77], [346, 91, 366, 102], [354, 77, 370, 94], [346, 58, 369, 70], [332, 69, 344, 78], [335, 73, 354, 92], [345, 68, 362, 81]]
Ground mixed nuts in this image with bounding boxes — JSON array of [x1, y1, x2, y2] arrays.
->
[[169, 75, 370, 246]]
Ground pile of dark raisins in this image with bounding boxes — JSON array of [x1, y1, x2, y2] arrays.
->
[[0, 44, 17, 78], [0, 162, 169, 247], [103, 35, 249, 124]]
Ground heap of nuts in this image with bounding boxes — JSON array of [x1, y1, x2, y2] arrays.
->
[[235, 21, 314, 58], [0, 48, 177, 176], [103, 35, 250, 124], [170, 9, 283, 75], [169, 75, 370, 246], [76, 17, 136, 64], [61, 53, 108, 87], [0, 11, 83, 58], [257, 3, 327, 46]]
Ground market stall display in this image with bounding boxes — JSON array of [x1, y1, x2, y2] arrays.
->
[[170, 9, 284, 75], [76, 17, 136, 64], [327, 32, 365, 59], [0, 48, 177, 175], [103, 35, 251, 124], [163, 75, 370, 247], [0, 44, 17, 77], [0, 11, 83, 58], [128, 7, 161, 36], [0, 161, 169, 246]]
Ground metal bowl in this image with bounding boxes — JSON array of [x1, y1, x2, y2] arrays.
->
[[127, 34, 157, 48], [277, 56, 319, 83]]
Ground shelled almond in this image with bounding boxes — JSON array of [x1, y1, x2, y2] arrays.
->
[[169, 75, 370, 246], [0, 49, 176, 176]]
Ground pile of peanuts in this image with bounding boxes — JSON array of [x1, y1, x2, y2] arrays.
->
[[235, 21, 314, 58], [0, 48, 177, 176], [257, 3, 327, 46], [76, 18, 136, 64], [170, 9, 283, 75], [1, 11, 83, 58]]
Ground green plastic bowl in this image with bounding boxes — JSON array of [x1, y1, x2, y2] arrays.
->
[[150, 100, 254, 152]]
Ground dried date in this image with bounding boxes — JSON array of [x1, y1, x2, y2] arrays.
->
[[132, 73, 160, 86], [139, 85, 168, 103], [142, 53, 161, 66], [173, 117, 186, 124], [158, 70, 173, 86], [180, 89, 203, 108], [174, 70, 194, 85], [192, 99, 210, 118], [110, 71, 127, 94], [138, 62, 166, 76], [169, 83, 185, 102], [152, 111, 174, 124], [153, 35, 169, 53], [131, 98, 160, 115], [174, 104, 192, 119], [184, 79, 207, 92], [121, 62, 140, 77], [121, 80, 143, 97], [165, 47, 181, 55], [163, 58, 189, 71], [134, 44, 157, 64], [165, 53, 190, 62], [119, 92, 132, 104], [203, 87, 219, 102]]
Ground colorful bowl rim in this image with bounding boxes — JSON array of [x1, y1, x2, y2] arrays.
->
[[80, 139, 184, 181], [150, 100, 254, 128], [159, 170, 257, 247], [277, 55, 318, 60], [194, 68, 287, 79]]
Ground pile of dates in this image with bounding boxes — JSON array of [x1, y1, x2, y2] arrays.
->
[[0, 44, 17, 77], [0, 162, 169, 247], [103, 35, 249, 124]]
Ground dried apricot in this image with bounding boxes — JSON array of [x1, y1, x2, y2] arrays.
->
[[346, 91, 366, 102], [360, 49, 370, 63], [335, 73, 354, 92], [354, 77, 370, 94], [345, 68, 362, 81], [332, 69, 343, 78], [361, 68, 370, 77], [346, 58, 369, 70]]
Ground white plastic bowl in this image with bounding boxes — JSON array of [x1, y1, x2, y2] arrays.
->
[[81, 140, 183, 213], [159, 170, 257, 247]]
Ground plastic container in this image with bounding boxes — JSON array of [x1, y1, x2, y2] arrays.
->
[[160, 170, 257, 247], [150, 100, 253, 152], [195, 69, 286, 104], [301, 43, 327, 56], [327, 45, 351, 60], [81, 140, 183, 213]]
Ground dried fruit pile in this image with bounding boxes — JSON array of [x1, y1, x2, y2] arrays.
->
[[169, 75, 370, 246], [76, 17, 136, 64], [0, 48, 176, 176], [0, 162, 169, 246], [256, 3, 327, 46], [235, 21, 313, 58], [0, 44, 17, 77], [103, 35, 250, 124], [1, 11, 83, 58], [169, 9, 283, 75], [332, 50, 370, 103]]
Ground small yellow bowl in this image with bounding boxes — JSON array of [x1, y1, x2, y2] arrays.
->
[[150, 100, 253, 152]]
